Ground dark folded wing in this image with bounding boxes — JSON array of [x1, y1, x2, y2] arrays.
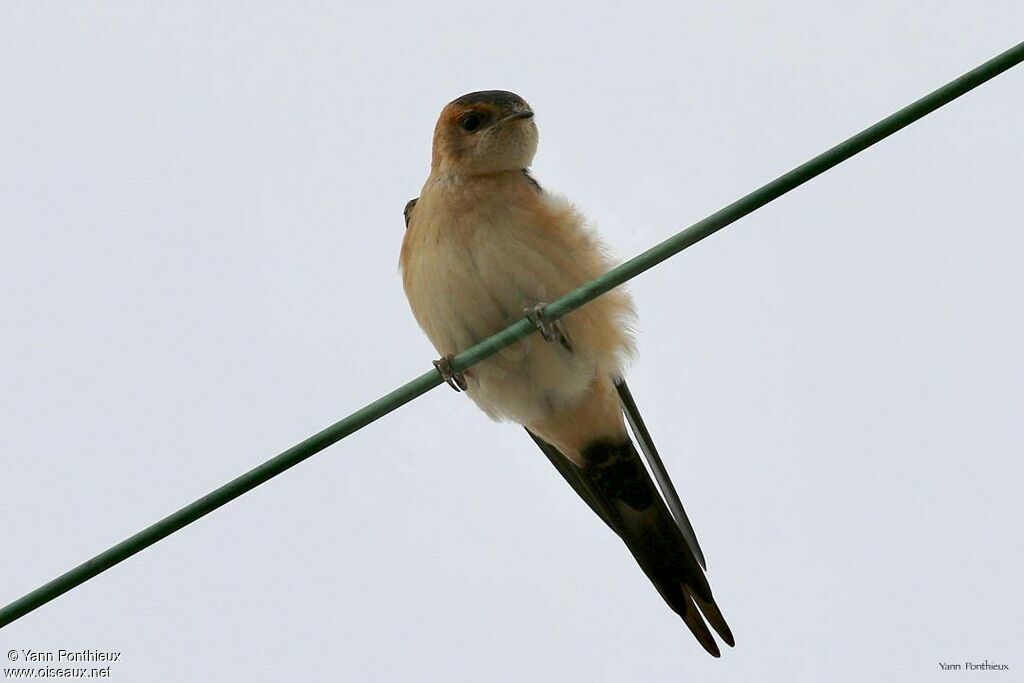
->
[[614, 377, 707, 570], [525, 428, 619, 536], [403, 197, 418, 229]]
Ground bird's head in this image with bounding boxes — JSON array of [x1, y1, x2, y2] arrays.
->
[[431, 90, 538, 177]]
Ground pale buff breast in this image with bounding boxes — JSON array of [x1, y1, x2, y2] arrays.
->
[[401, 172, 636, 425]]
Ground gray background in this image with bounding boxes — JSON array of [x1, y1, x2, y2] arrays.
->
[[2, 3, 1022, 681]]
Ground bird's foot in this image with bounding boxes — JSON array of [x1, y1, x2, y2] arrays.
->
[[433, 354, 468, 392], [525, 303, 573, 353]]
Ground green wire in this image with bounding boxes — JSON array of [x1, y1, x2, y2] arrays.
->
[[2, 40, 1022, 629]]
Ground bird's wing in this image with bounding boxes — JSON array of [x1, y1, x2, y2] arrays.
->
[[403, 197, 418, 229], [614, 377, 707, 570], [526, 379, 732, 656], [521, 168, 542, 193], [525, 428, 620, 535]]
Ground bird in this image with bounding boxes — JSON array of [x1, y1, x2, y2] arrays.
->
[[399, 90, 733, 656]]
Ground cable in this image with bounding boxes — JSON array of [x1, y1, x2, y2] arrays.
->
[[2, 40, 1022, 629]]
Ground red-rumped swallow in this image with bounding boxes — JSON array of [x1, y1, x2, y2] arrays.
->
[[400, 90, 733, 656]]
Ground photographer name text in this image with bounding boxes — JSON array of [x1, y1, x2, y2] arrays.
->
[[11, 650, 120, 664]]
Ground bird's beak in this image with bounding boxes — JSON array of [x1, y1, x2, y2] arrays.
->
[[497, 110, 535, 125]]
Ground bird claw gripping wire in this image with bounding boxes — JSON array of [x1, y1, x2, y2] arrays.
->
[[525, 303, 573, 353], [433, 354, 468, 392]]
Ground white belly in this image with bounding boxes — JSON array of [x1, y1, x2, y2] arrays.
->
[[403, 214, 596, 424]]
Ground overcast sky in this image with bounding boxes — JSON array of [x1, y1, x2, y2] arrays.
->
[[2, 3, 1022, 682]]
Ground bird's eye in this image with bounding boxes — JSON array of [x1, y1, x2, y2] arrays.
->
[[460, 113, 482, 132]]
